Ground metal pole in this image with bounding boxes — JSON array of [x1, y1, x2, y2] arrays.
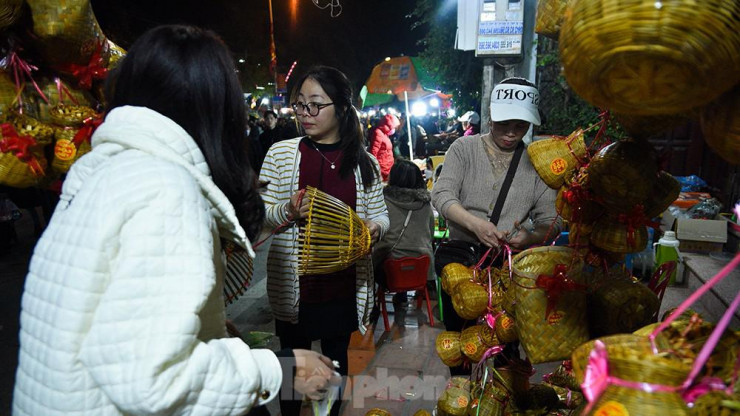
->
[[404, 91, 414, 159]]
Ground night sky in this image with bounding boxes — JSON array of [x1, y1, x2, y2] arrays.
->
[[91, 0, 425, 94]]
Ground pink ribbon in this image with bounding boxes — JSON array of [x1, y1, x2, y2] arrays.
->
[[5, 50, 49, 112], [582, 340, 681, 412]]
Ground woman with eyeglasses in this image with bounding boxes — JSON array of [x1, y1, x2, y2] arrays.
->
[[259, 65, 389, 416]]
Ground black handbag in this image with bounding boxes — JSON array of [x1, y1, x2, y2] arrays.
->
[[434, 141, 524, 276]]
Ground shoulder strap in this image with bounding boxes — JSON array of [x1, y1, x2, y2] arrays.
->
[[389, 210, 413, 253], [489, 141, 525, 224]]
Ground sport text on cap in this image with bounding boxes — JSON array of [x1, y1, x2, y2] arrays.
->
[[490, 83, 541, 126]]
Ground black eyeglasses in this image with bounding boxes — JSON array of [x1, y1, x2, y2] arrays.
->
[[291, 101, 334, 116]]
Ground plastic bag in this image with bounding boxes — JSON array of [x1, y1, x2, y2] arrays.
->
[[686, 197, 722, 219], [674, 175, 707, 192]]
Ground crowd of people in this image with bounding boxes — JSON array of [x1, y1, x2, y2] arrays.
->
[[12, 23, 560, 416]]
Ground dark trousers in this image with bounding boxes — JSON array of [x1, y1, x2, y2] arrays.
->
[[278, 332, 351, 416]]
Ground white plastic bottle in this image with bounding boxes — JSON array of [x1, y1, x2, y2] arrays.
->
[[653, 231, 683, 285]]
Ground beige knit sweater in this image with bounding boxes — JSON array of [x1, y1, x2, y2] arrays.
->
[[431, 133, 561, 244]]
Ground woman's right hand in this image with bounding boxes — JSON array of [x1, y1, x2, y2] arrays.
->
[[292, 349, 340, 400], [287, 190, 309, 220], [472, 218, 504, 249]]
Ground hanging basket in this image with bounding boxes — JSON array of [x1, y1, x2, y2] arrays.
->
[[436, 331, 464, 367], [298, 186, 371, 275], [588, 139, 658, 214], [494, 309, 518, 343], [451, 280, 489, 320], [441, 263, 474, 295], [559, 0, 740, 115], [438, 379, 472, 416], [589, 215, 648, 254], [527, 129, 587, 189], [534, 0, 569, 39], [461, 324, 499, 363], [573, 335, 691, 416], [701, 85, 740, 165], [468, 382, 509, 416], [556, 180, 602, 224], [49, 104, 97, 127], [0, 124, 47, 188], [13, 114, 55, 146], [512, 246, 588, 364], [587, 276, 660, 337]]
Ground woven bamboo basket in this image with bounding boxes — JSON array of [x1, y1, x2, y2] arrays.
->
[[442, 263, 474, 295], [512, 246, 587, 364], [497, 269, 517, 317], [644, 171, 681, 219], [588, 139, 658, 214], [451, 280, 489, 320], [571, 334, 672, 383], [559, 0, 740, 115], [223, 241, 254, 306], [689, 391, 740, 416], [364, 408, 391, 416], [701, 85, 740, 165], [438, 384, 471, 416], [613, 111, 692, 140], [51, 127, 91, 174], [494, 309, 518, 343], [580, 339, 691, 416], [568, 222, 593, 257], [25, 0, 109, 68], [34, 77, 94, 124], [534, 0, 568, 39], [556, 184, 602, 224], [486, 357, 533, 399], [436, 331, 464, 367], [0, 0, 23, 30], [49, 104, 97, 127], [587, 277, 660, 337], [461, 325, 499, 363], [468, 383, 509, 416], [0, 150, 46, 188], [589, 215, 648, 254], [527, 129, 587, 189], [13, 115, 55, 146], [298, 186, 371, 275]]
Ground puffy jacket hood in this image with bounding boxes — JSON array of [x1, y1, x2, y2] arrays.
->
[[84, 106, 255, 256], [383, 185, 431, 210], [378, 114, 400, 135]]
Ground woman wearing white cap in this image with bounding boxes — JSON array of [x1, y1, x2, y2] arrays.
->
[[458, 110, 481, 136], [431, 77, 561, 375]]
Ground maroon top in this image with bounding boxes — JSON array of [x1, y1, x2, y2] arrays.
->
[[298, 138, 357, 304]]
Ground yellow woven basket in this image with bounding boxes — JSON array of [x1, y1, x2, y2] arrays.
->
[[461, 324, 499, 363], [49, 104, 97, 127], [572, 335, 691, 416], [689, 391, 740, 416], [587, 139, 658, 214], [512, 246, 587, 364], [451, 280, 489, 320], [534, 0, 568, 39], [13, 114, 55, 146], [438, 384, 471, 416], [556, 182, 602, 224], [436, 331, 463, 367], [0, 150, 46, 188], [559, 0, 740, 115], [493, 309, 518, 343], [701, 85, 740, 165], [441, 263, 474, 295], [51, 127, 91, 174], [589, 215, 648, 254], [298, 186, 371, 275], [468, 382, 509, 416], [527, 129, 587, 189]]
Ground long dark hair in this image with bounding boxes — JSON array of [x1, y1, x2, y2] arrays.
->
[[290, 66, 379, 190], [104, 25, 264, 241], [388, 159, 425, 189]]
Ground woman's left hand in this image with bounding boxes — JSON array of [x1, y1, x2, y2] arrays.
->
[[364, 220, 381, 244]]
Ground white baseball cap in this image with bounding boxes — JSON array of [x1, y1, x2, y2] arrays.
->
[[490, 82, 541, 125], [458, 110, 480, 125]]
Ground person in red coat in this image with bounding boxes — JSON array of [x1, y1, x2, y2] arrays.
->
[[369, 114, 400, 181]]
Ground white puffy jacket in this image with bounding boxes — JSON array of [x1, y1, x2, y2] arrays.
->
[[13, 106, 282, 415]]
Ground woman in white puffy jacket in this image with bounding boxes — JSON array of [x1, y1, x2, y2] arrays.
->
[[12, 25, 336, 416]]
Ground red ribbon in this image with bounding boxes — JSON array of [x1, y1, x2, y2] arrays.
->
[[60, 42, 109, 90], [617, 205, 661, 248], [72, 116, 103, 146], [0, 123, 44, 175], [535, 264, 586, 318]]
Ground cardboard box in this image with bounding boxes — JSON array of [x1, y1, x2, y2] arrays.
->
[[661, 209, 727, 253]]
